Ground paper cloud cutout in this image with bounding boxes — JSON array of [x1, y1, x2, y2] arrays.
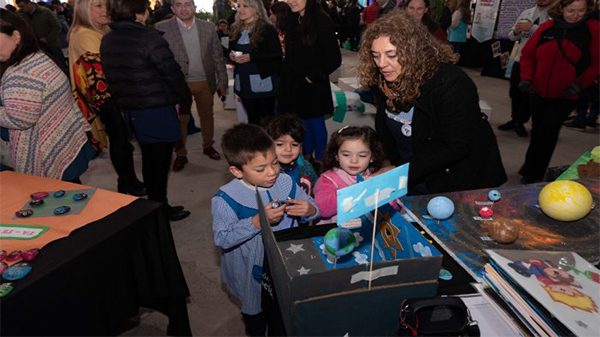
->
[[412, 242, 432, 257], [364, 188, 395, 207]]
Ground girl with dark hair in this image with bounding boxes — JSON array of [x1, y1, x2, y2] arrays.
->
[[518, 0, 599, 184], [314, 126, 385, 225], [0, 8, 93, 181], [100, 0, 192, 221], [358, 11, 506, 195], [229, 0, 283, 124], [280, 0, 342, 170], [269, 1, 291, 56]]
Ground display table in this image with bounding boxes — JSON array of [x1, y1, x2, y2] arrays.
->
[[401, 179, 600, 280], [0, 173, 191, 336]]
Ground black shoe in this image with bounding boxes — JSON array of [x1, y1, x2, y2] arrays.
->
[[169, 205, 184, 212], [514, 124, 528, 137], [498, 120, 516, 131], [564, 120, 586, 130], [118, 184, 148, 197], [520, 176, 537, 184], [168, 207, 190, 221]]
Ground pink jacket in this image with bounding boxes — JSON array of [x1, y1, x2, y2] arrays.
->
[[314, 167, 401, 225], [314, 168, 360, 225]]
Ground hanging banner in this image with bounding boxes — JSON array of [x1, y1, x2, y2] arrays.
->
[[496, 0, 536, 39], [471, 0, 502, 42]]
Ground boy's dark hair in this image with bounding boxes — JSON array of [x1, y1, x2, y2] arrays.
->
[[322, 126, 385, 173], [222, 124, 274, 169], [107, 0, 149, 22], [263, 114, 305, 143]]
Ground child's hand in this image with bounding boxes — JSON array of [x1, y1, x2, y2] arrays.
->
[[370, 165, 395, 177], [265, 200, 286, 224], [285, 199, 316, 217]]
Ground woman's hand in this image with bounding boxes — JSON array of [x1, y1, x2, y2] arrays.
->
[[285, 199, 316, 217], [235, 53, 251, 64]]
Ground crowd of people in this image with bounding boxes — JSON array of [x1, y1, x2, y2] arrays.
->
[[1, 0, 598, 335]]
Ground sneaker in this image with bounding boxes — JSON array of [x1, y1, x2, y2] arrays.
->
[[514, 124, 528, 137], [498, 120, 516, 131], [586, 124, 599, 132], [564, 120, 586, 130]]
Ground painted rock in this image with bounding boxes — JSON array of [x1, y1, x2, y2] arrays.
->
[[490, 221, 519, 244], [73, 193, 88, 201], [30, 192, 49, 200], [21, 249, 40, 262], [15, 209, 33, 218], [29, 199, 44, 207], [2, 262, 32, 281], [54, 206, 71, 215], [427, 196, 455, 220], [479, 207, 493, 218], [5, 250, 22, 262], [488, 190, 501, 202], [54, 190, 66, 198]]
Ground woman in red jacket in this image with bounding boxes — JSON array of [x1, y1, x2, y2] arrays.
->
[[518, 0, 598, 184]]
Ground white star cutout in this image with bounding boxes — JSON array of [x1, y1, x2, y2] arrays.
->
[[297, 266, 310, 275], [287, 243, 305, 254]]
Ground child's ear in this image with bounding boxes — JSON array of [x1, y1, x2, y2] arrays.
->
[[229, 165, 244, 179]]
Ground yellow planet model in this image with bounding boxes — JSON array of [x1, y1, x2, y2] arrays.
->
[[538, 181, 593, 221]]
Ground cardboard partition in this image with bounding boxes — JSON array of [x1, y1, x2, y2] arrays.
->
[[258, 192, 442, 335]]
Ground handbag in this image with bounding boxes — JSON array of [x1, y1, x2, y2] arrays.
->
[[397, 297, 480, 336]]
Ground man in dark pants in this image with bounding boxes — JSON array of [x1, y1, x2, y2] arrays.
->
[[498, 0, 551, 138]]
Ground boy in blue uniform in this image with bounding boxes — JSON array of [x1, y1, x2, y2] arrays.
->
[[263, 114, 319, 196], [212, 124, 319, 335]]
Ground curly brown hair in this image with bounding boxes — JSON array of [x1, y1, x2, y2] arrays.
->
[[357, 10, 458, 104], [322, 126, 385, 173]]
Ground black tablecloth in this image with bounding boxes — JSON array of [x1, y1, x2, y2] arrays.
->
[[0, 198, 191, 336]]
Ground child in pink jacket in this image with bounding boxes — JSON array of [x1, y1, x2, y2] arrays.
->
[[314, 126, 386, 224]]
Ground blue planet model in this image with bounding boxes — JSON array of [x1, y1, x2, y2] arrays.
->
[[427, 196, 455, 220], [324, 228, 357, 257], [488, 190, 501, 202]]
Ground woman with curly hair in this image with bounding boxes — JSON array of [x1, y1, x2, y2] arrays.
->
[[68, 0, 146, 196], [229, 0, 283, 124], [358, 11, 506, 194]]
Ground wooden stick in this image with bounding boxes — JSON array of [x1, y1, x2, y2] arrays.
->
[[368, 188, 379, 290]]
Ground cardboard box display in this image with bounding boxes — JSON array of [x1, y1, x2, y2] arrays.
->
[[259, 198, 443, 336]]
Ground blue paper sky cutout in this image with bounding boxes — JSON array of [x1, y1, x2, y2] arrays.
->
[[336, 164, 409, 226]]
